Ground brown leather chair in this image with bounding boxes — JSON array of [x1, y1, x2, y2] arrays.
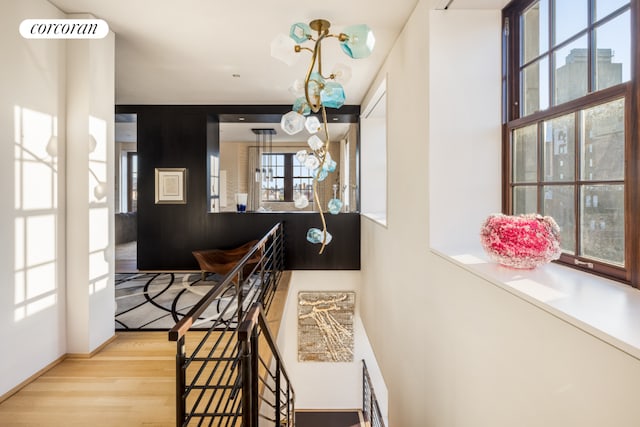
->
[[192, 240, 261, 280]]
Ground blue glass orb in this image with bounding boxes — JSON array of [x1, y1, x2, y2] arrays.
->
[[309, 71, 326, 85], [322, 158, 337, 173], [328, 198, 343, 215], [320, 81, 345, 109], [321, 152, 337, 173], [293, 97, 311, 115], [290, 22, 312, 44], [340, 24, 375, 59], [306, 228, 333, 245], [316, 168, 328, 182]]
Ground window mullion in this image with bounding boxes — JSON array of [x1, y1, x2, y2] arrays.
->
[[574, 110, 582, 257], [284, 154, 293, 201], [628, 0, 640, 286], [588, 0, 595, 94], [548, 0, 555, 109], [537, 121, 544, 213]]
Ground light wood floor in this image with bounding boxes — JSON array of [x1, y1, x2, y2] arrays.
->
[[0, 272, 291, 427]]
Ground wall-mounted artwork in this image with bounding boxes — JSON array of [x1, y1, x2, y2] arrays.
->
[[298, 291, 355, 362], [155, 167, 187, 204]]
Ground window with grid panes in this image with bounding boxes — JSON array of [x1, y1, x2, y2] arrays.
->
[[261, 153, 314, 202], [502, 0, 637, 285]]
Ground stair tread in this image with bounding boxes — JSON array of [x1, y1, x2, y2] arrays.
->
[[295, 411, 361, 427]]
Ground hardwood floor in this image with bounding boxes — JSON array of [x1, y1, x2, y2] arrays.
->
[[0, 272, 291, 427], [0, 332, 176, 426]]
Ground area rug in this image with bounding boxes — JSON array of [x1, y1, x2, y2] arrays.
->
[[115, 272, 260, 330]]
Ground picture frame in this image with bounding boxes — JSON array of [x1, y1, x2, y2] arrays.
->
[[155, 167, 187, 204]]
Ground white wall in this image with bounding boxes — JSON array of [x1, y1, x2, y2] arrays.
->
[[277, 271, 386, 411], [359, 2, 640, 426], [0, 1, 115, 396], [429, 10, 502, 249], [0, 0, 67, 397], [65, 15, 115, 354]]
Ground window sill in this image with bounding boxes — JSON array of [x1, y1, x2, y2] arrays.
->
[[361, 213, 387, 228], [431, 245, 640, 361]]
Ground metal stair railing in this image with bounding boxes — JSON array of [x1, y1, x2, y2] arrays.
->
[[239, 303, 295, 427], [363, 359, 385, 427], [168, 223, 286, 427]]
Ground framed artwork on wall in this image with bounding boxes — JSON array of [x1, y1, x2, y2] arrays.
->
[[155, 167, 187, 204], [298, 291, 355, 362]]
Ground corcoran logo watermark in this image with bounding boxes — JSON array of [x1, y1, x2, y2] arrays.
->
[[19, 19, 109, 39]]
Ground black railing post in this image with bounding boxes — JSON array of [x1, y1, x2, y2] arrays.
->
[[241, 338, 253, 427], [370, 394, 374, 425], [176, 337, 186, 427], [286, 384, 290, 426], [362, 362, 366, 422], [275, 359, 282, 427], [291, 388, 295, 427], [251, 327, 259, 427]]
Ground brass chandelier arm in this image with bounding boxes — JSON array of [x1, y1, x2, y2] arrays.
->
[[321, 102, 331, 144], [312, 105, 332, 255], [312, 169, 328, 255], [303, 31, 330, 113]]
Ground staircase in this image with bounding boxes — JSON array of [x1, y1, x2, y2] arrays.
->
[[167, 222, 387, 427]]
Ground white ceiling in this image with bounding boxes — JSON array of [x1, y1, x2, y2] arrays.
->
[[48, 0, 509, 106]]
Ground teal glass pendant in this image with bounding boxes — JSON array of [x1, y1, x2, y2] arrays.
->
[[328, 198, 343, 215], [316, 169, 328, 182], [290, 22, 312, 43], [322, 153, 337, 172], [293, 97, 311, 115], [307, 228, 333, 245], [320, 82, 345, 109], [340, 24, 375, 59]]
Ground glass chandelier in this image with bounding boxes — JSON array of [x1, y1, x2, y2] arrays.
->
[[271, 19, 375, 254]]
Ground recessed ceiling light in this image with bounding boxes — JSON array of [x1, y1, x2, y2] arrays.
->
[[332, 117, 339, 121], [238, 117, 246, 121]]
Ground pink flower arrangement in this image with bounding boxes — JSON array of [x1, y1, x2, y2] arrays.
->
[[480, 213, 562, 269]]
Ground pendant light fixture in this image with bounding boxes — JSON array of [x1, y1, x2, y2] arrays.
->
[[271, 19, 375, 254]]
